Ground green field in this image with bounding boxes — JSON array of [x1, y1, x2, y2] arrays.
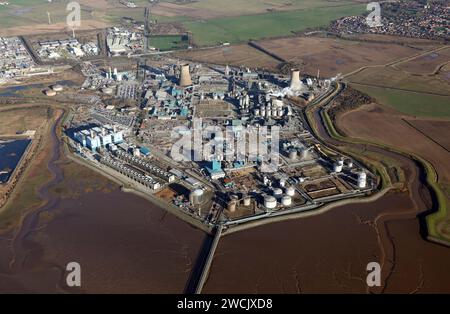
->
[[352, 84, 450, 118], [150, 35, 189, 51], [181, 4, 365, 46]]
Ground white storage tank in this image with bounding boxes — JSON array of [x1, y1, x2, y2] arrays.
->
[[357, 171, 367, 189], [264, 195, 277, 210], [289, 149, 298, 160], [286, 186, 295, 196], [190, 189, 205, 206], [273, 188, 283, 198], [281, 195, 292, 207], [243, 196, 252, 207]]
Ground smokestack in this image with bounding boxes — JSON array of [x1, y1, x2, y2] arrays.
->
[[290, 69, 302, 91], [179, 64, 192, 87]]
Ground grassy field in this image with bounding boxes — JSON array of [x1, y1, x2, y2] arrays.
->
[[150, 35, 189, 51], [182, 4, 365, 46], [351, 84, 450, 118]]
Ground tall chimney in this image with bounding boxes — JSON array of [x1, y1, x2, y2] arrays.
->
[[179, 64, 192, 87], [290, 69, 302, 91]]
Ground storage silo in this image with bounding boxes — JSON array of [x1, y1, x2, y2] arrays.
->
[[243, 196, 252, 207], [264, 195, 277, 210], [357, 171, 367, 189], [281, 195, 292, 206], [286, 186, 295, 197], [289, 149, 298, 161], [189, 189, 204, 206], [273, 188, 283, 198]]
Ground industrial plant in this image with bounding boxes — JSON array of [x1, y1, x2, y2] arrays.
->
[[64, 57, 376, 230]]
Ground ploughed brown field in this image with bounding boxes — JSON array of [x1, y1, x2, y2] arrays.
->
[[175, 44, 280, 71], [0, 21, 109, 37], [397, 47, 450, 75], [406, 119, 450, 152], [337, 103, 450, 184], [254, 37, 429, 77]]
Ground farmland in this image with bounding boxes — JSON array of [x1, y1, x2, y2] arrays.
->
[[175, 44, 280, 70], [350, 84, 450, 118], [181, 4, 366, 46]]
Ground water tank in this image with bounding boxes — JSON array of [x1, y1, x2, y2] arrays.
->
[[357, 172, 367, 189], [289, 149, 298, 160], [52, 84, 64, 92], [190, 189, 204, 206], [45, 89, 57, 97], [264, 195, 277, 210], [243, 196, 251, 207], [334, 159, 344, 173], [286, 186, 295, 196], [227, 200, 237, 213], [300, 148, 309, 160], [273, 188, 283, 198], [347, 160, 354, 168], [281, 195, 292, 206]]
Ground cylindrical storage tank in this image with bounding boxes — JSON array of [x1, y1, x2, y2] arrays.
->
[[272, 109, 278, 117], [300, 148, 309, 160], [45, 89, 57, 97], [281, 195, 292, 206], [347, 160, 354, 168], [52, 84, 64, 92], [289, 149, 298, 160], [334, 163, 343, 173], [261, 109, 266, 117], [254, 109, 260, 116], [264, 195, 277, 210], [286, 186, 295, 196], [102, 87, 114, 95], [243, 196, 251, 207], [273, 188, 283, 198], [279, 178, 286, 188], [278, 108, 284, 117], [357, 172, 367, 189], [227, 201, 237, 213], [189, 189, 204, 206]]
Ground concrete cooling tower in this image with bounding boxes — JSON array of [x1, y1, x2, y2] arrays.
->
[[179, 64, 192, 87], [289, 69, 303, 91]]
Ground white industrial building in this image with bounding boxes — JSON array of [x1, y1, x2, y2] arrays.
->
[[74, 125, 124, 151]]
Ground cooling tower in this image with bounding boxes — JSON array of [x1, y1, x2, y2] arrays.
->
[[179, 64, 192, 87], [290, 69, 302, 91]]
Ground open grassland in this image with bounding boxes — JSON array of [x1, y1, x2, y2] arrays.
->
[[182, 4, 365, 46], [150, 35, 188, 51], [0, 105, 58, 232], [337, 103, 450, 183], [0, 106, 49, 134], [152, 0, 361, 18], [351, 84, 450, 118], [0, 0, 365, 39], [348, 65, 450, 96]]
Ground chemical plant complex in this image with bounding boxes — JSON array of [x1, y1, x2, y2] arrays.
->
[[64, 56, 376, 231]]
